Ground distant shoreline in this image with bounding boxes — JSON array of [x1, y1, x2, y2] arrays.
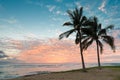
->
[[9, 66, 120, 80]]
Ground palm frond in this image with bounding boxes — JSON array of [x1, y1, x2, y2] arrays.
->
[[81, 35, 88, 40], [82, 19, 89, 26], [59, 29, 76, 40], [73, 10, 77, 20], [82, 19, 94, 27], [81, 37, 91, 50], [92, 17, 98, 33], [75, 8, 79, 19], [102, 35, 115, 51], [63, 22, 73, 26], [82, 28, 93, 36], [82, 37, 90, 45], [98, 25, 114, 36], [67, 10, 74, 20], [93, 16, 98, 27], [105, 25, 114, 30], [84, 16, 98, 34], [98, 29, 106, 36], [83, 38, 94, 50], [79, 7, 83, 19], [98, 40, 103, 54], [98, 23, 101, 30], [81, 16, 87, 25]]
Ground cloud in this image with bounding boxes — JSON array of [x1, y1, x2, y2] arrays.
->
[[48, 29, 62, 37], [14, 34, 120, 63], [98, 0, 107, 13], [52, 17, 62, 21], [55, 0, 63, 2], [74, 1, 82, 8], [56, 10, 61, 14], [0, 4, 4, 10], [1, 28, 120, 63], [0, 57, 23, 63], [0, 38, 22, 58], [46, 4, 67, 16], [53, 10, 67, 16], [0, 51, 8, 58], [26, 0, 43, 7], [46, 5, 56, 12], [0, 17, 18, 24], [16, 38, 80, 63], [65, 3, 74, 8]]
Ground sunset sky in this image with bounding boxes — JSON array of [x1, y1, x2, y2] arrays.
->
[[0, 0, 120, 63]]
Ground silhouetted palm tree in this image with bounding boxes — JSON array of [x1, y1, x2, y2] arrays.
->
[[82, 16, 115, 69], [59, 7, 87, 72]]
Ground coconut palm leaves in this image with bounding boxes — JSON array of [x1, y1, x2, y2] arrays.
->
[[82, 16, 115, 69], [59, 7, 87, 72]]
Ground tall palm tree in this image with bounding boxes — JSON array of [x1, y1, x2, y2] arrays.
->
[[59, 7, 87, 72], [81, 16, 115, 69]]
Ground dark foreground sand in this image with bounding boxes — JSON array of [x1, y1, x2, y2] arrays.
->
[[9, 67, 120, 80]]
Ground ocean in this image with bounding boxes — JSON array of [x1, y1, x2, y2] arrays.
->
[[0, 62, 120, 80]]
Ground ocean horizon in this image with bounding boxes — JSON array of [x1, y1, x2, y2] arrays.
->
[[0, 62, 120, 80]]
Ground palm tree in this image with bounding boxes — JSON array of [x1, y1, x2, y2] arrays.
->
[[59, 7, 87, 72], [81, 16, 115, 69]]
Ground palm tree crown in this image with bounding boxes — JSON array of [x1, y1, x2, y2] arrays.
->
[[59, 7, 87, 42], [81, 16, 115, 69]]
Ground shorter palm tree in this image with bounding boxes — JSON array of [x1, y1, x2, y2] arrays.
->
[[81, 16, 115, 69]]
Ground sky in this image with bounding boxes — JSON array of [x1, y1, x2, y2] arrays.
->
[[0, 0, 120, 63]]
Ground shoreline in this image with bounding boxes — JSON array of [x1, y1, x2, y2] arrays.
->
[[1, 63, 119, 80], [9, 66, 120, 80]]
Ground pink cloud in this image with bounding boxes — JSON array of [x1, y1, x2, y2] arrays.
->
[[14, 37, 120, 63], [2, 29, 120, 63], [16, 39, 80, 63]]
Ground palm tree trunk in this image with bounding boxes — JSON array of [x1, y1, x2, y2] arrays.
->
[[78, 30, 86, 72], [96, 40, 101, 70]]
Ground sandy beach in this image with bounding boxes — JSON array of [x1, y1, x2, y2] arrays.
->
[[9, 67, 120, 80]]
